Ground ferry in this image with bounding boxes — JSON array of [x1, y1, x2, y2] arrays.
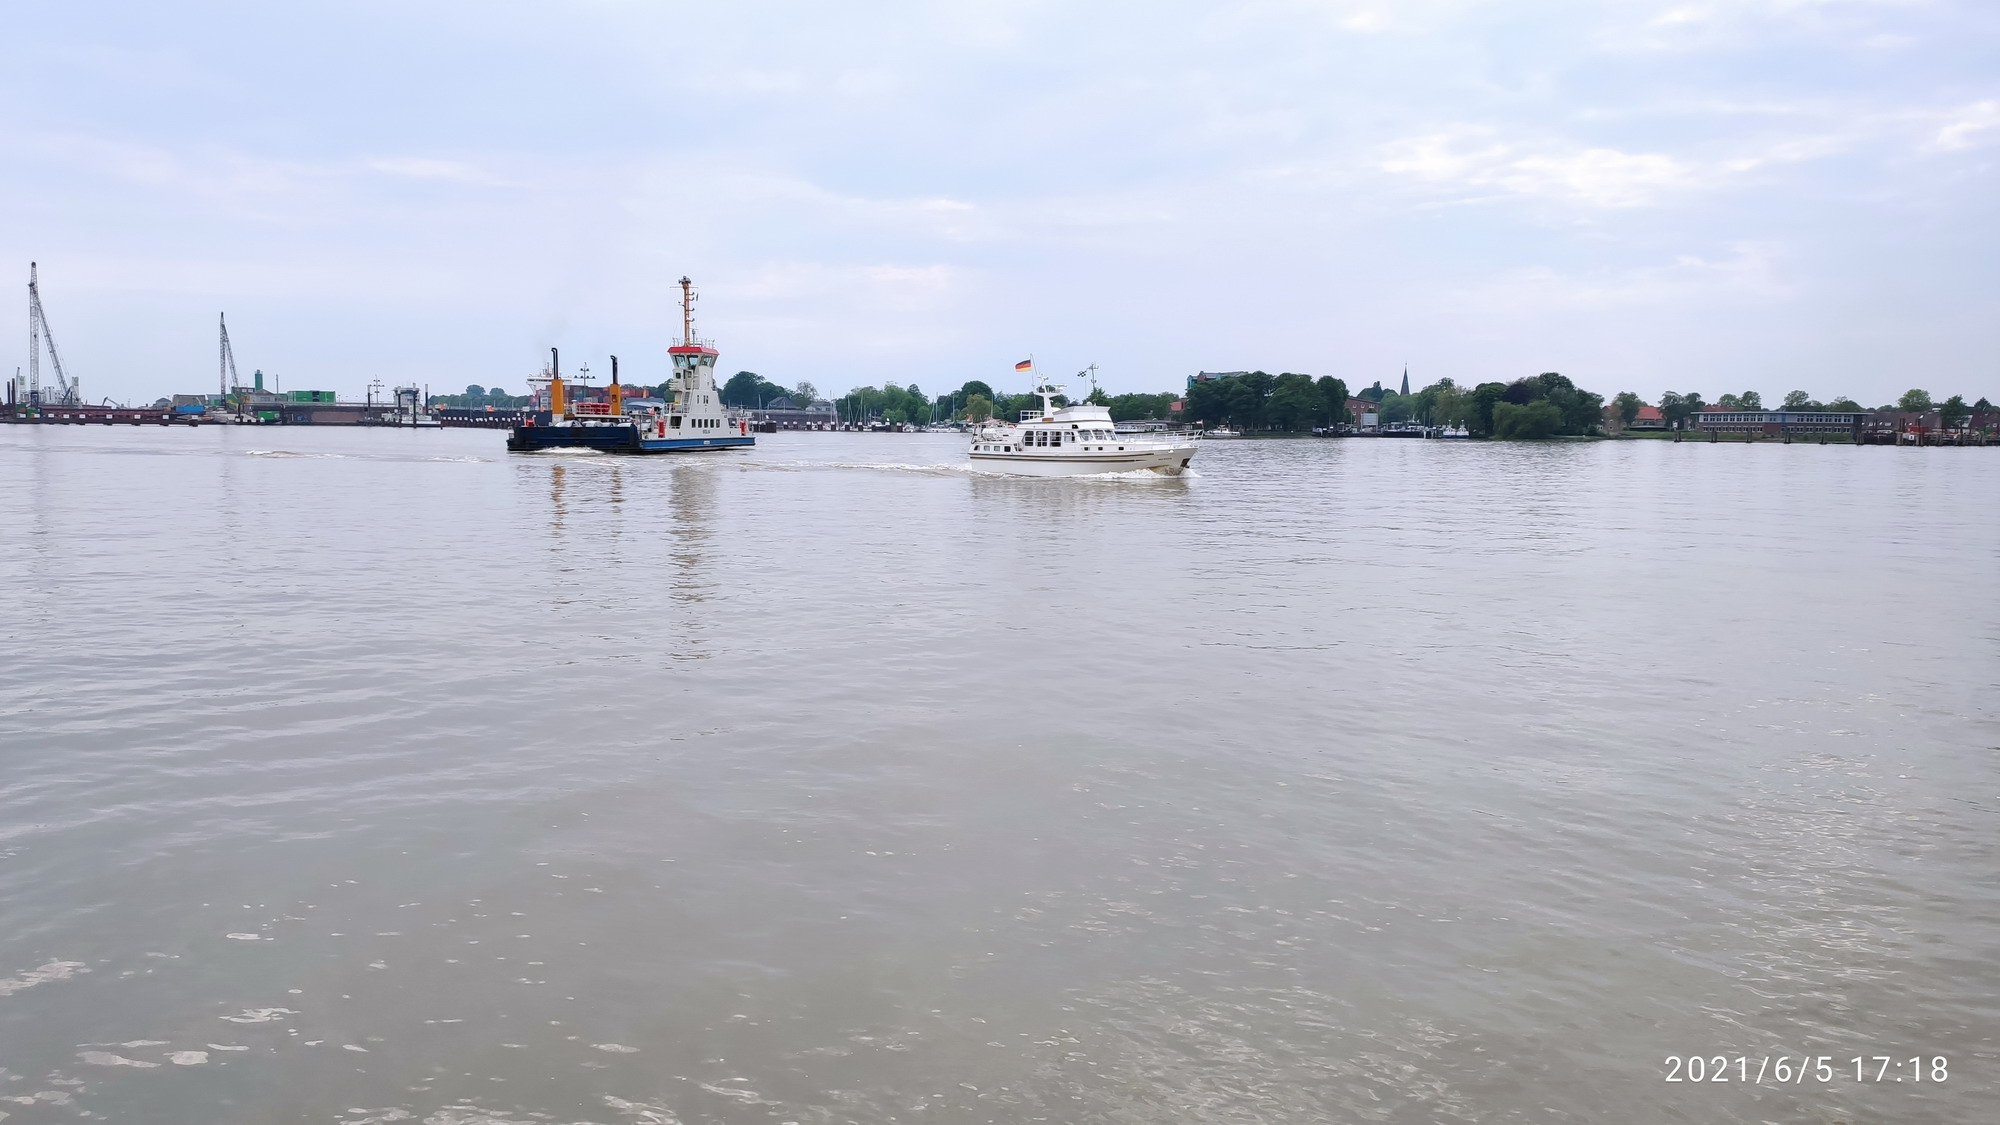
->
[[507, 277, 753, 455], [969, 376, 1196, 477]]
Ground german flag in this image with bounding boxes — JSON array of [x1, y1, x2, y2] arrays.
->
[[1014, 359, 1033, 372]]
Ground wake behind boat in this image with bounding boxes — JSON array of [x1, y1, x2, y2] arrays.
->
[[969, 371, 1195, 477], [507, 276, 753, 455]]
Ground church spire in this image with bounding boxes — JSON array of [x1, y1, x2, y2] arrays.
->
[[1400, 365, 1409, 396]]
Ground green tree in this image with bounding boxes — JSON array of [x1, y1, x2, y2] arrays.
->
[[1316, 376, 1348, 427], [1084, 386, 1110, 406], [964, 393, 993, 422], [722, 371, 763, 407], [1219, 374, 1267, 429], [1267, 372, 1321, 431], [1423, 381, 1469, 426], [836, 384, 885, 423], [1525, 372, 1603, 434], [1739, 390, 1763, 410], [1468, 382, 1508, 437], [1493, 400, 1562, 439], [1717, 393, 1741, 409], [1106, 392, 1174, 421], [1940, 394, 1971, 427], [1782, 390, 1812, 409], [1659, 391, 1689, 431], [1898, 388, 1933, 412], [1377, 392, 1416, 423], [793, 381, 818, 405], [1408, 377, 1456, 425], [465, 384, 486, 397], [1667, 391, 1706, 429], [958, 380, 994, 403], [1612, 391, 1643, 427], [1826, 396, 1863, 412], [1182, 372, 1287, 428]]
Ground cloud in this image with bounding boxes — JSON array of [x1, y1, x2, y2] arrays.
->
[[1495, 149, 1695, 208], [364, 157, 501, 185], [1378, 130, 1697, 208], [1374, 118, 1882, 208], [1932, 100, 2000, 151], [1461, 243, 1792, 313], [1606, 0, 1928, 50]]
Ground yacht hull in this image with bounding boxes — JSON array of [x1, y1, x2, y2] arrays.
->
[[969, 444, 1195, 477]]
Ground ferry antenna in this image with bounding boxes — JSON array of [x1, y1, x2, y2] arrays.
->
[[679, 276, 696, 347]]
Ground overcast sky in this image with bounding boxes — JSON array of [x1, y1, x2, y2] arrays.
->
[[7, 0, 1996, 405]]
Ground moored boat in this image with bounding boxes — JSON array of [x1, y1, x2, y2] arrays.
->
[[507, 277, 754, 455]]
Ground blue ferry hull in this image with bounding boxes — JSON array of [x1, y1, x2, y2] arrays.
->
[[507, 424, 754, 455]]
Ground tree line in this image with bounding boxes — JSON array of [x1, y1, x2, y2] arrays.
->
[[827, 369, 1603, 438], [721, 372, 821, 409], [1180, 370, 1602, 438], [441, 371, 1993, 436], [824, 381, 1181, 426], [1182, 372, 1350, 431], [430, 384, 535, 409]]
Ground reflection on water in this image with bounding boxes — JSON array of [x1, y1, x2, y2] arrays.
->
[[0, 426, 1994, 1125]]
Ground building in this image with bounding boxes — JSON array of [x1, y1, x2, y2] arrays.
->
[[1860, 410, 1938, 441], [1602, 402, 1665, 434], [747, 397, 838, 430], [1693, 410, 1868, 436]]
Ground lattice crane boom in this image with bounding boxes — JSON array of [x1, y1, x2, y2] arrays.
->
[[27, 262, 79, 406], [219, 313, 241, 402]]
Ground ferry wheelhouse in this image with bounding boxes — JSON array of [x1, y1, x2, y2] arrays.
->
[[507, 276, 753, 455]]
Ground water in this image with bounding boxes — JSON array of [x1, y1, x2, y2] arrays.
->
[[1, 424, 1994, 1124]]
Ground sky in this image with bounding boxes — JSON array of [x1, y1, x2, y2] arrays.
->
[[6, 0, 1997, 406]]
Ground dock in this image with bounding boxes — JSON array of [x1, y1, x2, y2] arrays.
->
[[3, 404, 201, 426]]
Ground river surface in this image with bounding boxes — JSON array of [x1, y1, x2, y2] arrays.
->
[[1, 425, 1994, 1124]]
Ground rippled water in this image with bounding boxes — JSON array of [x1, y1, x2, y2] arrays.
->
[[1, 424, 1995, 1124]]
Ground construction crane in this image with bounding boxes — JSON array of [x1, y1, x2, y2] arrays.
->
[[27, 262, 80, 407], [218, 312, 243, 407]]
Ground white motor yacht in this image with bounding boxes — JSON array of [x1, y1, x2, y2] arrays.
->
[[969, 380, 1195, 476], [1204, 426, 1240, 438]]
